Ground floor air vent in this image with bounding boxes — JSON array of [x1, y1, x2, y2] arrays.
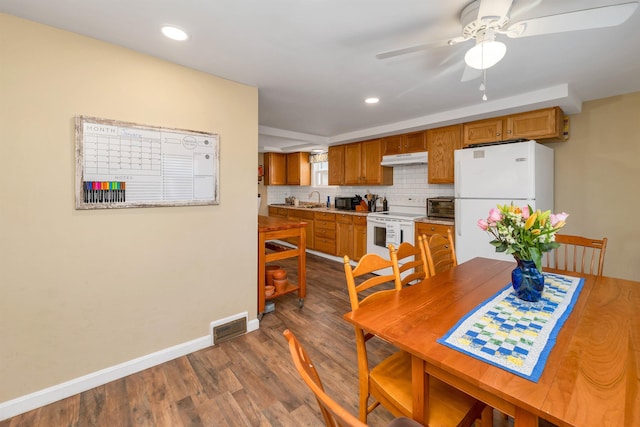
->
[[212, 316, 247, 344]]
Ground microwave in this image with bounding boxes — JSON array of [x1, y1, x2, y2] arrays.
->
[[427, 197, 455, 219], [335, 196, 359, 211]]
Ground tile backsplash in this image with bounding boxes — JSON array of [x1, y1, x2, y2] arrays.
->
[[265, 164, 453, 210]]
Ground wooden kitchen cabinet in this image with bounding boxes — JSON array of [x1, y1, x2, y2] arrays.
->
[[415, 221, 454, 245], [336, 214, 367, 261], [263, 152, 287, 185], [286, 152, 311, 185], [268, 206, 288, 218], [336, 214, 353, 258], [263, 151, 310, 185], [328, 145, 345, 185], [352, 216, 367, 261], [314, 212, 336, 255], [382, 131, 427, 155], [427, 124, 462, 184], [506, 107, 565, 141], [462, 107, 565, 147], [344, 139, 393, 186], [288, 209, 315, 249]]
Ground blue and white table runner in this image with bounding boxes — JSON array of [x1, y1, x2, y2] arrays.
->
[[438, 273, 584, 382]]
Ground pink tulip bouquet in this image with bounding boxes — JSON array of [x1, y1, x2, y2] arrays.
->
[[478, 203, 569, 271]]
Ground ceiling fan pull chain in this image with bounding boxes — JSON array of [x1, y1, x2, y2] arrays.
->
[[481, 69, 488, 101]]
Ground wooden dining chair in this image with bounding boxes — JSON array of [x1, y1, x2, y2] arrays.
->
[[343, 250, 487, 426], [391, 241, 431, 286], [420, 229, 458, 276], [544, 234, 608, 276], [283, 329, 424, 427]]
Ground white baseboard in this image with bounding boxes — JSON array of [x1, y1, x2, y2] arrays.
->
[[0, 315, 260, 421]]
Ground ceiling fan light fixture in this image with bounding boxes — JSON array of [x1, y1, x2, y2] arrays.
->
[[465, 39, 506, 70]]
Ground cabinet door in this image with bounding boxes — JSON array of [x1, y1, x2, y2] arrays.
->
[[427, 125, 462, 184], [264, 153, 287, 185], [506, 107, 563, 140], [462, 118, 504, 147], [328, 145, 345, 185], [404, 131, 427, 153], [382, 135, 404, 155], [361, 139, 393, 185], [352, 216, 367, 261], [336, 220, 353, 258], [343, 143, 363, 185], [286, 152, 310, 186]]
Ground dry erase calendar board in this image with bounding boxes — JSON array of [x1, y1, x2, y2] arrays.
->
[[75, 116, 219, 209]]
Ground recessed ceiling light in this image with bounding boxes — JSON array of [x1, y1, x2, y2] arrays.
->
[[161, 26, 189, 41], [365, 97, 380, 104]]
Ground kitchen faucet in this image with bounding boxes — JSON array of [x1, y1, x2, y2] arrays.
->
[[309, 190, 321, 205]]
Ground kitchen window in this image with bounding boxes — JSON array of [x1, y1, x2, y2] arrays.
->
[[310, 152, 328, 187]]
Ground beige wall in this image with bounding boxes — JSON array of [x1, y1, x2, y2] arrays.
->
[[548, 92, 640, 280], [0, 14, 258, 402]]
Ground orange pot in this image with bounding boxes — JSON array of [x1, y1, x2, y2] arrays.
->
[[265, 265, 280, 286], [272, 269, 287, 280], [273, 278, 288, 293]]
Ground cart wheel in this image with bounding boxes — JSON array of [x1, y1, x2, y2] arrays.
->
[[298, 298, 304, 308]]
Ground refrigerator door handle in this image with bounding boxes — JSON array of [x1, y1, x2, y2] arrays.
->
[[455, 161, 461, 197], [456, 199, 462, 238]]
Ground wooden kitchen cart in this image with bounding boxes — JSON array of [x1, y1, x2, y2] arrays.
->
[[258, 215, 307, 319]]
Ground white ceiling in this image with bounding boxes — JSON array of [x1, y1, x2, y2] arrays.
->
[[2, 0, 639, 152]]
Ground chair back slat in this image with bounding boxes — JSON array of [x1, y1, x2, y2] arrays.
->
[[421, 229, 458, 276], [544, 234, 608, 276], [394, 241, 430, 286], [344, 250, 402, 310]]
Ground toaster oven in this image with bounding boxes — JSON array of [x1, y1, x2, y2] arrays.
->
[[427, 197, 455, 219]]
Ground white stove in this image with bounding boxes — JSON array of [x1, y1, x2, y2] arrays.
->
[[366, 205, 425, 269]]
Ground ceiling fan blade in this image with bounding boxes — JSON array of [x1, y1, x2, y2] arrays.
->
[[507, 2, 639, 38], [461, 65, 482, 82], [376, 43, 433, 60], [478, 0, 513, 21]]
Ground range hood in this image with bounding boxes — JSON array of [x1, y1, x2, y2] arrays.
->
[[380, 151, 428, 166]]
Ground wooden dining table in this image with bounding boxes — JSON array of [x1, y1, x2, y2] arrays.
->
[[343, 257, 639, 427]]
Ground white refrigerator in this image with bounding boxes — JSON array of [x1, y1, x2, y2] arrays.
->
[[454, 140, 554, 264]]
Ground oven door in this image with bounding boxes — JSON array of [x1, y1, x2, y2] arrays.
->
[[366, 218, 408, 257]]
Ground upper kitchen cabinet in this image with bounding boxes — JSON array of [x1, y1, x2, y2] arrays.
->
[[287, 152, 310, 186], [344, 139, 393, 186], [263, 152, 310, 185], [263, 152, 287, 185], [427, 124, 462, 184], [328, 145, 345, 185], [382, 131, 427, 155], [462, 107, 565, 147]]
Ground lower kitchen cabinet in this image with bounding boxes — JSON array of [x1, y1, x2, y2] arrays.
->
[[268, 206, 288, 218], [352, 216, 367, 261], [337, 214, 367, 261], [415, 221, 455, 245], [336, 213, 353, 259], [288, 209, 315, 249], [314, 212, 336, 255]]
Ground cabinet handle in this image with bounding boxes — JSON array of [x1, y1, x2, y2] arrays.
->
[[507, 130, 512, 134], [496, 132, 501, 137], [431, 227, 436, 231]]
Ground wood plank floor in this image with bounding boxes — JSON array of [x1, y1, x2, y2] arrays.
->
[[2, 252, 529, 427]]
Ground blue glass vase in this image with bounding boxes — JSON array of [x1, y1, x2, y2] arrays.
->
[[511, 258, 545, 302]]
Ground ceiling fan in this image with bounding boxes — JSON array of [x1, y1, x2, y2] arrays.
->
[[377, 0, 639, 74]]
